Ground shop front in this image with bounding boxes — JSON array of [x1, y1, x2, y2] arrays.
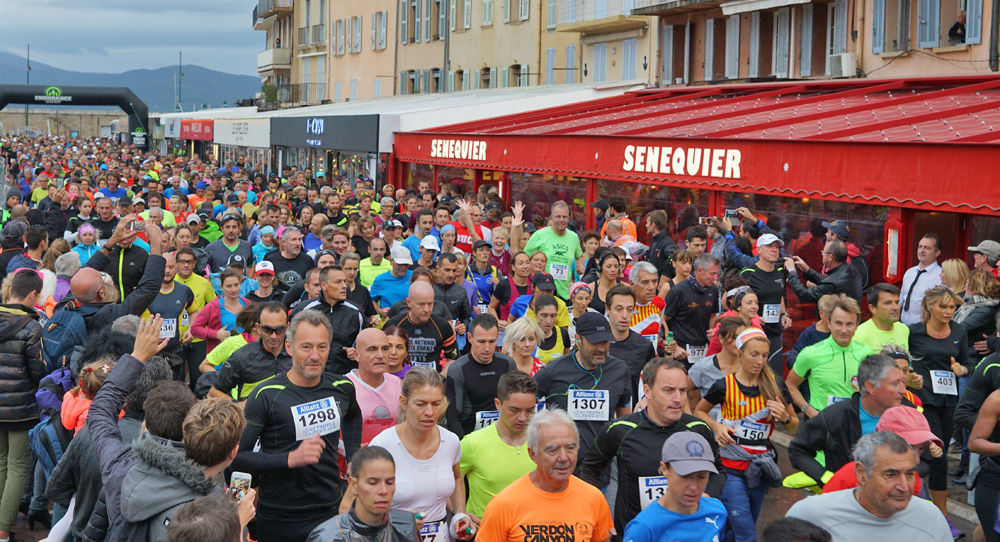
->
[[270, 115, 380, 184], [393, 76, 1000, 351], [213, 119, 274, 177], [179, 119, 214, 158]]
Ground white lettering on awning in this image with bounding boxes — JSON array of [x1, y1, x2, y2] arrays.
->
[[430, 139, 488, 161], [623, 145, 741, 179]]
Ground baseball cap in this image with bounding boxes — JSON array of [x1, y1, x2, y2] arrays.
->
[[473, 240, 490, 251], [756, 233, 784, 249], [118, 196, 132, 206], [875, 406, 943, 447], [132, 197, 145, 206], [968, 240, 1000, 262], [574, 312, 615, 344], [226, 194, 239, 205], [255, 261, 275, 275], [821, 220, 850, 239], [197, 211, 210, 222], [590, 199, 609, 211], [2, 221, 27, 240], [389, 244, 413, 265], [522, 223, 537, 234], [660, 432, 719, 476], [485, 201, 502, 212], [185, 214, 201, 225], [387, 219, 404, 229], [420, 236, 441, 252], [532, 272, 556, 290], [226, 253, 247, 268]]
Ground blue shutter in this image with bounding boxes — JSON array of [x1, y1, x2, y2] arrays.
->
[[800, 4, 813, 76], [415, 0, 423, 41], [967, 0, 982, 44], [623, 39, 636, 79], [661, 24, 674, 84], [704, 19, 715, 81], [748, 12, 760, 78], [426, 0, 432, 41], [401, 4, 409, 43], [546, 48, 555, 84], [774, 7, 790, 78], [917, 0, 939, 47], [872, 0, 885, 53], [726, 15, 740, 79]]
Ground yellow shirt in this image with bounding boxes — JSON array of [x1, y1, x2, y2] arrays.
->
[[175, 273, 217, 341]]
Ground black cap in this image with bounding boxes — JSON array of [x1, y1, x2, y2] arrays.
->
[[227, 193, 239, 204], [473, 240, 490, 251], [531, 272, 556, 290], [485, 201, 502, 212], [117, 196, 132, 206], [522, 223, 537, 234], [574, 313, 615, 343], [590, 199, 609, 211], [196, 211, 210, 222]]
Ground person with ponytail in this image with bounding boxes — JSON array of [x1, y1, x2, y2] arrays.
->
[[62, 359, 116, 436], [695, 328, 797, 542]]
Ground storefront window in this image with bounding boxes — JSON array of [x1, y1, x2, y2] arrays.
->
[[404, 163, 434, 192], [510, 174, 589, 231], [437, 166, 474, 195], [596, 181, 710, 243], [724, 193, 888, 352], [333, 152, 373, 183], [967, 215, 1000, 267]]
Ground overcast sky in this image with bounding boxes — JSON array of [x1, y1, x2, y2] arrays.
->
[[1, 0, 259, 75]]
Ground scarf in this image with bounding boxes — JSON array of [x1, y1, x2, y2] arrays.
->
[[954, 295, 999, 325], [688, 275, 709, 295]]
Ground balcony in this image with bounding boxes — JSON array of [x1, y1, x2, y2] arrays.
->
[[257, 0, 293, 19], [257, 48, 292, 73], [557, 0, 650, 34], [298, 25, 327, 47], [312, 24, 327, 44], [631, 0, 722, 15], [269, 83, 327, 105]]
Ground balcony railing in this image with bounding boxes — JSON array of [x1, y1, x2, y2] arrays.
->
[[257, 48, 292, 71], [298, 26, 310, 45], [559, 0, 637, 24], [270, 83, 327, 105], [298, 25, 327, 46], [312, 24, 326, 43], [257, 0, 293, 18]]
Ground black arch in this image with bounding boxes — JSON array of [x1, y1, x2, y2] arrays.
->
[[0, 84, 149, 149]]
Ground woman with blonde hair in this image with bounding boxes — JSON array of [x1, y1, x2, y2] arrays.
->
[[908, 285, 972, 523], [940, 258, 970, 296], [502, 317, 545, 375]]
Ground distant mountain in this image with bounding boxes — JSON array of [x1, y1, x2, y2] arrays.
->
[[0, 52, 260, 113]]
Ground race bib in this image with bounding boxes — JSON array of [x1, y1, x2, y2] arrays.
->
[[412, 361, 437, 370], [475, 410, 500, 430], [290, 397, 342, 441], [180, 310, 190, 327], [478, 303, 490, 316], [827, 395, 849, 407], [763, 304, 781, 324], [160, 318, 177, 339], [687, 345, 707, 358], [550, 264, 569, 281], [420, 520, 446, 542], [736, 419, 771, 441], [568, 389, 609, 421], [931, 370, 958, 396], [638, 476, 668, 510]]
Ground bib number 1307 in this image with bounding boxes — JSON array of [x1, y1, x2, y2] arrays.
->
[[568, 389, 609, 421]]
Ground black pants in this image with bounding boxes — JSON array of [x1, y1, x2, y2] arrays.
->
[[256, 505, 336, 542], [976, 468, 1000, 542], [923, 403, 955, 491], [179, 341, 207, 393]]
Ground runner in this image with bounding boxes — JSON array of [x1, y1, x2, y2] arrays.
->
[[291, 265, 368, 375], [523, 201, 583, 300], [385, 282, 458, 370], [141, 251, 195, 381], [444, 314, 516, 438], [209, 301, 292, 401]]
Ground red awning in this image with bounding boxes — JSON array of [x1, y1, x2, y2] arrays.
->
[[394, 76, 1000, 213]]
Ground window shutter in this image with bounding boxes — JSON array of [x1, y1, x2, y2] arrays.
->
[[800, 4, 813, 76], [422, 69, 430, 92], [415, 0, 423, 41], [704, 19, 715, 81], [372, 12, 377, 49], [402, 5, 409, 43], [448, 71, 455, 91], [593, 42, 606, 82], [465, 0, 472, 27], [356, 16, 363, 51], [439, 0, 446, 38], [474, 68, 481, 88], [520, 0, 529, 21], [683, 21, 691, 84], [503, 0, 511, 22], [401, 71, 407, 94], [381, 11, 388, 48], [565, 43, 576, 83], [426, 0, 432, 41], [350, 80, 358, 99], [339, 19, 346, 55], [520, 63, 529, 85], [547, 0, 556, 28], [622, 39, 636, 79], [546, 48, 555, 84], [334, 81, 342, 102], [774, 7, 790, 78], [502, 65, 509, 86], [661, 25, 673, 84], [748, 13, 760, 78], [966, 0, 982, 43], [871, 0, 885, 52], [833, 0, 848, 53], [374, 79, 382, 96], [484, 0, 494, 25], [450, 0, 457, 30], [345, 18, 351, 53], [726, 15, 740, 79]]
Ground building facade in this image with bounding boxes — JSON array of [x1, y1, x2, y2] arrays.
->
[[557, 0, 659, 85]]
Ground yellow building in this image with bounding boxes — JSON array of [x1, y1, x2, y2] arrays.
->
[[397, 0, 447, 93], [327, 1, 396, 100], [254, 0, 328, 104], [556, 0, 658, 85], [254, 0, 295, 94]]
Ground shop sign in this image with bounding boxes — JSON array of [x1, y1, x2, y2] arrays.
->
[[621, 145, 741, 179], [214, 119, 270, 148], [180, 120, 214, 141], [430, 139, 488, 161]]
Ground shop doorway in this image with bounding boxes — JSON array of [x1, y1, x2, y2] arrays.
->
[[909, 211, 963, 267]]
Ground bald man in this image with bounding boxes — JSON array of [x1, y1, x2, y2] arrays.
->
[[66, 215, 165, 333], [385, 282, 458, 370], [346, 328, 402, 445]]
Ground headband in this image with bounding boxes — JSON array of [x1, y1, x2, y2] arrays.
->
[[735, 328, 768, 349], [726, 285, 752, 298]]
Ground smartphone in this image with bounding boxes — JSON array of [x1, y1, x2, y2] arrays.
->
[[230, 471, 252, 500], [724, 209, 739, 219], [129, 221, 145, 232], [698, 217, 713, 226]]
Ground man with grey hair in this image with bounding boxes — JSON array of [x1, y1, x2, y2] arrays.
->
[[110, 315, 143, 337], [789, 354, 911, 489], [629, 261, 665, 351], [265, 225, 313, 289], [662, 253, 720, 367], [523, 200, 583, 300], [477, 409, 614, 542], [787, 431, 951, 540], [231, 309, 362, 542]]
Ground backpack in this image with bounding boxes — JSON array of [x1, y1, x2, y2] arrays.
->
[[28, 416, 73, 477], [35, 366, 74, 421], [41, 305, 89, 374]]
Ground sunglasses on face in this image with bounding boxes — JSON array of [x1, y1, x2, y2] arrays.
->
[[258, 324, 287, 336]]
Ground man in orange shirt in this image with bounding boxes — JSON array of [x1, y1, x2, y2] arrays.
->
[[477, 409, 613, 542], [599, 195, 637, 243]]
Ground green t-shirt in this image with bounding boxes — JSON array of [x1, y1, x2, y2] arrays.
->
[[31, 187, 49, 204], [852, 319, 910, 354], [459, 423, 536, 518], [358, 258, 392, 289], [523, 227, 582, 299], [792, 336, 873, 411]]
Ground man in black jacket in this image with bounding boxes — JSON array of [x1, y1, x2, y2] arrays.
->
[[785, 239, 863, 306], [290, 266, 367, 375], [210, 302, 293, 401], [69, 215, 164, 333], [645, 209, 676, 282], [0, 221, 27, 287], [788, 354, 911, 487]]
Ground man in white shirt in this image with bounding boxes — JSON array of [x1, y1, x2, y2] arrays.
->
[[786, 431, 951, 541], [899, 234, 942, 325]]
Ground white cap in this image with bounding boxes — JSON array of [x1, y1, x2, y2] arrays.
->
[[389, 244, 413, 265], [255, 261, 275, 275], [420, 236, 441, 252], [756, 233, 784, 248]]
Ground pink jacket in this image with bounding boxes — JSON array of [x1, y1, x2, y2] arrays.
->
[[191, 297, 249, 353]]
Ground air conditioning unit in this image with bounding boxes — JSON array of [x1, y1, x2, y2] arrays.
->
[[828, 53, 857, 77]]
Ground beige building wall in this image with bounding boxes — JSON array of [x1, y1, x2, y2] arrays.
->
[[394, 0, 446, 94], [556, 1, 658, 86], [540, 1, 586, 84], [254, 0, 296, 94], [328, 1, 398, 100], [449, 0, 543, 89], [291, 0, 328, 103]]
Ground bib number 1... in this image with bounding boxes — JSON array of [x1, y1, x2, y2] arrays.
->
[[638, 476, 668, 510], [420, 520, 446, 542], [160, 318, 177, 339], [568, 389, 609, 421], [290, 397, 342, 441]]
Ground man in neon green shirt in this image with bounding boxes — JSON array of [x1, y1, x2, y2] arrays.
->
[[358, 237, 391, 288], [787, 295, 873, 416], [460, 371, 538, 522], [853, 283, 910, 352], [523, 201, 583, 300]]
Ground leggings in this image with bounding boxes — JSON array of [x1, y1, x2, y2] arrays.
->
[[922, 403, 955, 491], [975, 469, 1000, 542]]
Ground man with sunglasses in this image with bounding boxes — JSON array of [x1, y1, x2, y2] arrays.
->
[[142, 251, 196, 382], [210, 301, 292, 401]]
